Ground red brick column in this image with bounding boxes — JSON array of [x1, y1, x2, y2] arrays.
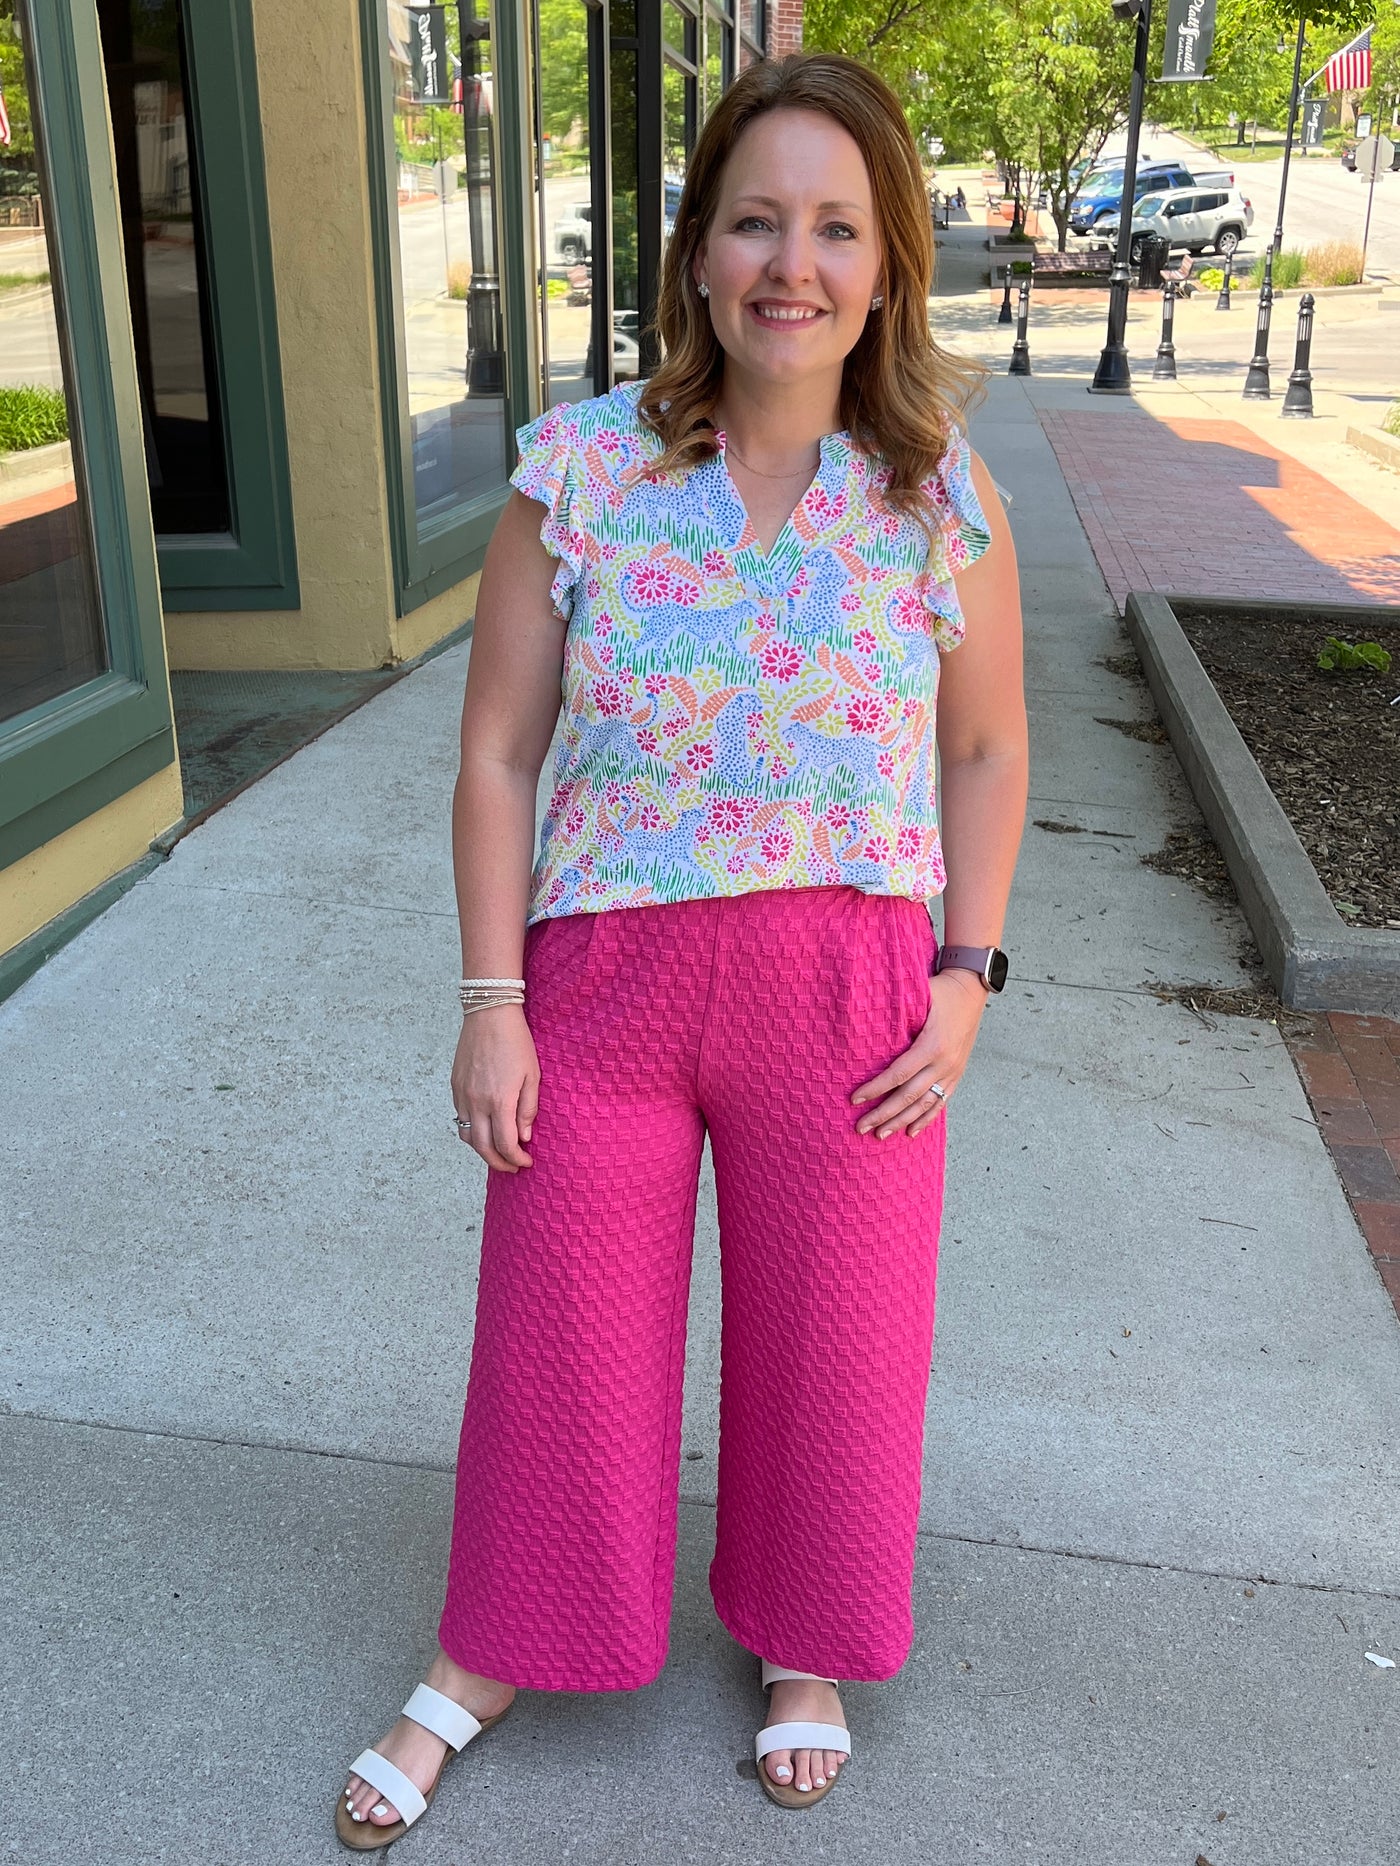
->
[[768, 0, 803, 56]]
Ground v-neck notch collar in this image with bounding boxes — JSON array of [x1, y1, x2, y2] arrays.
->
[[705, 424, 855, 594]]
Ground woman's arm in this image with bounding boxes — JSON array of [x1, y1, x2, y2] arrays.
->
[[850, 446, 1028, 1139], [450, 489, 570, 1173], [933, 447, 1029, 964]]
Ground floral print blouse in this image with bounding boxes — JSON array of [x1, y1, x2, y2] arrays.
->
[[509, 378, 991, 926]]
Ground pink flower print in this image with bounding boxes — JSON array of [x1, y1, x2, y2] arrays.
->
[[709, 797, 746, 833], [602, 542, 619, 561], [598, 644, 615, 667], [597, 428, 623, 452], [864, 833, 892, 862], [902, 698, 918, 719], [861, 657, 882, 684], [877, 750, 894, 778], [808, 486, 831, 518], [637, 728, 659, 754], [639, 803, 663, 830], [826, 803, 851, 829], [703, 549, 729, 577], [840, 593, 862, 615], [579, 853, 595, 874], [565, 806, 586, 837], [686, 742, 715, 774], [629, 562, 672, 604], [758, 639, 803, 683], [745, 709, 763, 727], [760, 823, 795, 864], [644, 672, 667, 695], [892, 587, 926, 629], [771, 761, 789, 781], [845, 694, 884, 734], [854, 627, 876, 650], [726, 854, 747, 875], [593, 677, 626, 717], [662, 716, 685, 738], [884, 686, 899, 705], [671, 579, 700, 607], [897, 825, 922, 859], [596, 611, 614, 637], [603, 780, 623, 806]]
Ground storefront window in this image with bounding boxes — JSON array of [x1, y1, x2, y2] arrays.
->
[[96, 0, 229, 536], [385, 0, 508, 537], [535, 0, 593, 406], [0, 0, 108, 726], [703, 13, 723, 119]]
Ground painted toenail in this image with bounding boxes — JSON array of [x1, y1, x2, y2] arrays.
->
[[798, 1781, 811, 1791], [815, 1775, 825, 1785], [352, 1812, 364, 1822], [371, 1804, 389, 1818]]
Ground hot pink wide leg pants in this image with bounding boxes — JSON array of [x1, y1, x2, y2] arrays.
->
[[438, 884, 946, 1690]]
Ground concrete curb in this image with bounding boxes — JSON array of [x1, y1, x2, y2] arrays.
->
[[1124, 591, 1400, 1015], [1346, 424, 1400, 472]]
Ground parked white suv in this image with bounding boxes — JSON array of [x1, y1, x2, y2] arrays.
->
[[1100, 186, 1254, 263], [554, 203, 592, 263]]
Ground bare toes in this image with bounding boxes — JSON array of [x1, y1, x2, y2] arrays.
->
[[766, 1749, 793, 1786]]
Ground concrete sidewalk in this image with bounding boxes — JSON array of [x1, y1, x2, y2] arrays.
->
[[4, 377, 1400, 1864]]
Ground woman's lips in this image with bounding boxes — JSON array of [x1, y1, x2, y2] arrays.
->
[[745, 302, 826, 326]]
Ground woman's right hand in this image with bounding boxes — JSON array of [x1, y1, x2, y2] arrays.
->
[[451, 1006, 540, 1173]]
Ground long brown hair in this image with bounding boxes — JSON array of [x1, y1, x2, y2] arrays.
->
[[634, 52, 986, 544]]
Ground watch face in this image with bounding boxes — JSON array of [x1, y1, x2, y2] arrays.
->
[[988, 949, 1009, 992]]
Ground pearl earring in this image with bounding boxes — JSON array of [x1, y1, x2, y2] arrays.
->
[[870, 294, 884, 308], [698, 282, 710, 299]]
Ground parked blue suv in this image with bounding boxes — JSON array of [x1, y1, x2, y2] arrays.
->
[[1070, 162, 1198, 235]]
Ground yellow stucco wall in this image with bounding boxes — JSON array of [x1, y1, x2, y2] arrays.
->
[[0, 761, 184, 959], [166, 0, 397, 673]]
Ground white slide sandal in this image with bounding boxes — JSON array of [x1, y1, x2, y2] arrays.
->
[[335, 1681, 513, 1851], [754, 1659, 852, 1809]]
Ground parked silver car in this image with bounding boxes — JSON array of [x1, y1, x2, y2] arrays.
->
[[1099, 185, 1254, 264]]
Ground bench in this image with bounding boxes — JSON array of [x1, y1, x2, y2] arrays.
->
[[1160, 252, 1196, 295], [1031, 249, 1112, 279]]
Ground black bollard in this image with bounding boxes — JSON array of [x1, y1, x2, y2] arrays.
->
[[1153, 280, 1178, 380], [1281, 291, 1316, 418], [1243, 250, 1274, 399], [1215, 247, 1234, 311], [997, 263, 1014, 325], [1008, 278, 1032, 375]]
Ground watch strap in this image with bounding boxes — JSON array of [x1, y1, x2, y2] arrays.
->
[[936, 945, 1002, 990]]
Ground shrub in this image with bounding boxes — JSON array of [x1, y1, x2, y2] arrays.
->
[[1303, 241, 1363, 287], [447, 260, 472, 300], [1383, 401, 1400, 439], [0, 383, 68, 453], [1197, 267, 1240, 293], [1250, 248, 1304, 290]]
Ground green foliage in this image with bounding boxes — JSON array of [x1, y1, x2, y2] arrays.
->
[[1315, 636, 1393, 673], [1196, 266, 1240, 290], [1250, 248, 1306, 287], [1256, 0, 1377, 33], [1383, 401, 1400, 438], [0, 11, 34, 160], [0, 383, 68, 453]]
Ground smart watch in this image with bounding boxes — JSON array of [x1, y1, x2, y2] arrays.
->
[[934, 945, 1009, 993]]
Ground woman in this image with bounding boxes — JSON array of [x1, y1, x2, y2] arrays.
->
[[338, 49, 1026, 1846]]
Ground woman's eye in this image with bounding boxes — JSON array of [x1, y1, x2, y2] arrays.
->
[[734, 216, 771, 232], [824, 223, 857, 240]]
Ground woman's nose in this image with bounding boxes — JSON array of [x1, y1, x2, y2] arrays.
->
[[767, 232, 817, 284]]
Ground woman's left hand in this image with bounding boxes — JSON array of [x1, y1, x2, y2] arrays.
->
[[849, 968, 989, 1140]]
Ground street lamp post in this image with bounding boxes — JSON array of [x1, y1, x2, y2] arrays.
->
[[1273, 19, 1308, 257], [1089, 0, 1153, 394]]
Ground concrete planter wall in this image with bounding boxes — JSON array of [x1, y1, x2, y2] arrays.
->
[[1125, 592, 1400, 1016]]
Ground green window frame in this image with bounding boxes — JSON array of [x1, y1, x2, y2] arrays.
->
[[360, 0, 537, 614], [0, 0, 175, 872], [153, 1, 299, 612]]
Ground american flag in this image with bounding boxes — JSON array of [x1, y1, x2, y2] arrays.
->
[[1324, 26, 1371, 95], [0, 85, 11, 148]]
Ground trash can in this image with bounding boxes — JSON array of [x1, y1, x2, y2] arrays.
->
[[1137, 233, 1170, 289]]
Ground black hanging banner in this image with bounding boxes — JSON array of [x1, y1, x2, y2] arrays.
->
[[408, 6, 450, 104], [1159, 0, 1218, 82], [1301, 93, 1326, 148]]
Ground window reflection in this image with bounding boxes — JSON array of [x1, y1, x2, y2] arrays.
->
[[96, 0, 229, 536], [386, 0, 508, 534], [536, 0, 594, 406], [609, 0, 639, 379], [0, 0, 107, 726]]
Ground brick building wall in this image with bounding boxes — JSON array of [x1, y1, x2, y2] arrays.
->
[[769, 0, 803, 56]]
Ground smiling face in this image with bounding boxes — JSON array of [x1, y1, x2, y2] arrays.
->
[[692, 106, 884, 397]]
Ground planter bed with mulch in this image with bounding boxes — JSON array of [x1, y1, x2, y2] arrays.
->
[[1125, 594, 1400, 1014]]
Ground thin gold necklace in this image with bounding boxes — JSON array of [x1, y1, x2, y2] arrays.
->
[[724, 440, 820, 480]]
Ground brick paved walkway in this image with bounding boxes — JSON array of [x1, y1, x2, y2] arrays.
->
[[1039, 408, 1400, 612], [1288, 1016, 1400, 1323]]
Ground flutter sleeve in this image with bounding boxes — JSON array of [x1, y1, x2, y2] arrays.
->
[[509, 402, 587, 622], [917, 424, 994, 652]]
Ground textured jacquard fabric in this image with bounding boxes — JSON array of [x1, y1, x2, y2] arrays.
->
[[438, 886, 947, 1689], [509, 380, 991, 926]]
